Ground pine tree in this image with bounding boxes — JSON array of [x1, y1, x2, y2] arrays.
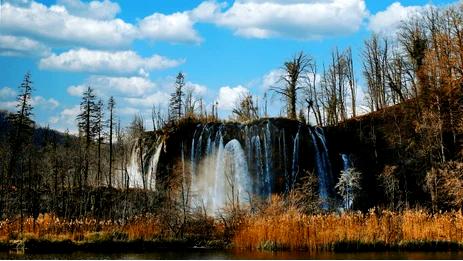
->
[[76, 86, 98, 187], [107, 96, 115, 188], [6, 72, 34, 229], [169, 72, 185, 121], [94, 99, 105, 185], [8, 72, 35, 181]]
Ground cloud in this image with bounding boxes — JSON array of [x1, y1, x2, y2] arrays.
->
[[125, 92, 171, 108], [0, 1, 136, 49], [262, 69, 284, 90], [32, 96, 60, 109], [216, 85, 249, 110], [0, 0, 207, 49], [117, 107, 140, 116], [0, 87, 17, 99], [49, 105, 80, 133], [67, 76, 155, 97], [185, 82, 208, 96], [0, 35, 51, 57], [67, 85, 86, 97], [368, 2, 425, 35], [56, 0, 120, 20], [212, 0, 367, 39], [138, 12, 202, 44], [0, 95, 59, 111], [189, 0, 224, 22], [39, 48, 183, 74], [65, 75, 209, 130], [0, 101, 17, 111]]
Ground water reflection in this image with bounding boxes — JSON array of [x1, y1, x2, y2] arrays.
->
[[2, 250, 463, 260]]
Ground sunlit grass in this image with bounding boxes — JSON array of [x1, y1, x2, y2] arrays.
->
[[233, 197, 463, 251]]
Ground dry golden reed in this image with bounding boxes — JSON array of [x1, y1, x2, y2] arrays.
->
[[0, 213, 163, 242], [233, 197, 463, 251]]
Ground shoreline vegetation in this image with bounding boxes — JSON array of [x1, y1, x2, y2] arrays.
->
[[1, 2, 463, 257], [2, 197, 463, 254]]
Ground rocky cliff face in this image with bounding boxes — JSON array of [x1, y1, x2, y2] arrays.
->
[[125, 118, 348, 214]]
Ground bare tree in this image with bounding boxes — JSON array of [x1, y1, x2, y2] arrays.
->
[[273, 52, 311, 120], [232, 93, 259, 122], [335, 168, 362, 210]]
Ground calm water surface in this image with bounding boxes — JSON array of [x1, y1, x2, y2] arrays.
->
[[2, 250, 463, 259]]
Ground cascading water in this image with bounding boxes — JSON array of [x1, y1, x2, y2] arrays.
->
[[126, 137, 163, 190], [250, 135, 263, 195], [282, 129, 289, 194], [341, 153, 351, 171], [126, 119, 339, 214], [291, 127, 301, 191], [340, 153, 353, 209], [222, 139, 251, 208], [263, 122, 273, 196], [310, 127, 332, 208]]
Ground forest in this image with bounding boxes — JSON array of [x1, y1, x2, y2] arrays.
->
[[0, 2, 463, 253]]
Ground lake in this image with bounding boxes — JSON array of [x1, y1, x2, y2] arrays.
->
[[2, 250, 463, 260]]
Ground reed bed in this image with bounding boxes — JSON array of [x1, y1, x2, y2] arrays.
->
[[0, 213, 163, 242], [2, 205, 463, 252], [233, 200, 463, 251]]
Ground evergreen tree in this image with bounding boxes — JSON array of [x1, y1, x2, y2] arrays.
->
[[94, 99, 105, 185], [6, 72, 34, 227], [76, 86, 98, 187], [8, 72, 35, 181], [169, 72, 185, 121], [107, 96, 115, 188]]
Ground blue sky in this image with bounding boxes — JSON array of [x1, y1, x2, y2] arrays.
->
[[0, 0, 458, 132]]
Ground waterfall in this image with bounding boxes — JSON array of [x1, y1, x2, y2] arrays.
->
[[125, 119, 340, 214], [126, 137, 163, 190], [127, 144, 143, 188], [190, 126, 199, 184], [251, 135, 263, 195], [291, 127, 301, 190], [263, 122, 272, 196], [341, 153, 353, 209], [213, 131, 224, 212], [147, 140, 163, 190], [310, 127, 332, 207], [223, 139, 251, 209], [341, 153, 351, 171], [282, 129, 288, 194]]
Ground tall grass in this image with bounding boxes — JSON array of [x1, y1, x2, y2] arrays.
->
[[2, 200, 463, 252], [233, 197, 463, 251], [0, 213, 163, 242]]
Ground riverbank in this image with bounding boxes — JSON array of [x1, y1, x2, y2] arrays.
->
[[0, 237, 462, 255], [3, 200, 463, 254]]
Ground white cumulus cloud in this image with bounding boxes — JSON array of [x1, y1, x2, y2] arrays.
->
[[139, 12, 202, 44], [0, 87, 17, 99], [216, 85, 250, 110], [49, 105, 80, 133], [125, 92, 171, 108], [0, 95, 59, 112], [0, 35, 51, 57], [39, 48, 183, 75], [32, 96, 60, 109], [212, 0, 367, 39], [262, 69, 284, 90], [67, 76, 155, 97], [368, 2, 426, 36], [0, 1, 136, 49], [56, 0, 120, 20]]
